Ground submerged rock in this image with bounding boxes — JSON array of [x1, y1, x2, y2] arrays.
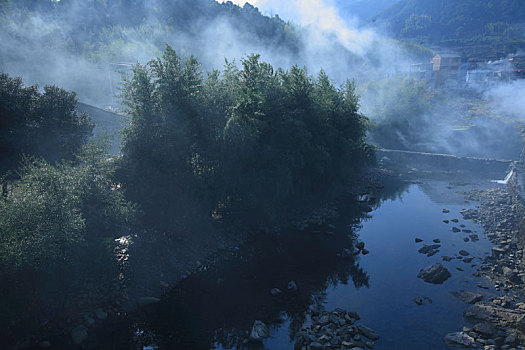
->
[[417, 264, 451, 284], [270, 288, 282, 296], [357, 324, 380, 341], [71, 325, 88, 345], [95, 308, 107, 320], [450, 290, 483, 304], [250, 320, 270, 341], [459, 250, 470, 256], [443, 332, 476, 348], [418, 244, 441, 257]]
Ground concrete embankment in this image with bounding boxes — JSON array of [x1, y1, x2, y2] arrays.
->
[[377, 148, 515, 179]]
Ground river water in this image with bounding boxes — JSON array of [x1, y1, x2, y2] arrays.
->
[[93, 179, 502, 349]]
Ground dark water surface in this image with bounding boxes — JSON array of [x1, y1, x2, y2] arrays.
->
[[95, 180, 500, 350]]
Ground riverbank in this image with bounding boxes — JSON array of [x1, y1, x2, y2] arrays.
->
[[5, 167, 395, 349], [441, 169, 525, 349]]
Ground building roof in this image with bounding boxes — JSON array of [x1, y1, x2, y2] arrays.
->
[[437, 53, 461, 58]]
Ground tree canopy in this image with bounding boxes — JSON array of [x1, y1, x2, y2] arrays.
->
[[119, 46, 373, 227]]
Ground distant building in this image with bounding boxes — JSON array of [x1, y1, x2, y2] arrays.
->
[[508, 55, 525, 79], [431, 53, 462, 86], [431, 53, 461, 72]]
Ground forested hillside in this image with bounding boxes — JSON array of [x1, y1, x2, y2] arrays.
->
[[374, 0, 525, 60], [335, 0, 398, 21], [0, 0, 301, 103]]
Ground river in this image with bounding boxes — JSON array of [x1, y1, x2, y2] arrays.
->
[[90, 178, 504, 349]]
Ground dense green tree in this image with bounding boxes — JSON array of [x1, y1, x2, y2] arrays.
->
[[0, 140, 135, 272], [0, 73, 93, 174], [120, 46, 372, 227]]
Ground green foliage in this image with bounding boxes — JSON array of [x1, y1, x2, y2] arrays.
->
[[0, 73, 94, 174], [0, 140, 135, 272], [120, 46, 371, 227], [401, 14, 432, 36], [376, 0, 525, 58]]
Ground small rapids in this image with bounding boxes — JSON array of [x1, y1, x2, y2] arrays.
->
[[492, 168, 514, 184]]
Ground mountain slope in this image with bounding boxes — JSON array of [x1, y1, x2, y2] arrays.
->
[[334, 0, 398, 22], [373, 0, 525, 60]]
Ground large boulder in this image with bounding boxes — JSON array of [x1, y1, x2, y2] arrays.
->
[[249, 320, 270, 341], [417, 264, 451, 284], [443, 332, 476, 348], [464, 303, 521, 328]]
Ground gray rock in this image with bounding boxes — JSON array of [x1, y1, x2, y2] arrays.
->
[[413, 296, 423, 305], [249, 320, 270, 341], [492, 247, 506, 258], [415, 238, 423, 243], [450, 290, 483, 304], [433, 239, 441, 243], [361, 248, 370, 255], [356, 242, 365, 250], [418, 244, 440, 257], [71, 325, 88, 345], [95, 308, 107, 320], [443, 332, 476, 348], [287, 281, 297, 291], [417, 264, 451, 284], [459, 250, 470, 256], [473, 323, 496, 336], [452, 227, 461, 232], [309, 341, 324, 350], [356, 324, 379, 341], [319, 314, 330, 326], [504, 334, 516, 344], [270, 288, 282, 296]]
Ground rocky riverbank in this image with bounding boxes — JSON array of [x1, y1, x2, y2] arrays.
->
[[7, 167, 394, 349], [294, 309, 379, 350], [443, 172, 525, 349]]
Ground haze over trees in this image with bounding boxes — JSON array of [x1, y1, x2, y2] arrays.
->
[[374, 0, 525, 59], [119, 46, 372, 227], [0, 73, 93, 174]]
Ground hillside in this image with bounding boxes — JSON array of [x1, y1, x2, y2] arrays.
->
[[0, 0, 301, 104], [335, 0, 398, 22], [373, 0, 525, 60]]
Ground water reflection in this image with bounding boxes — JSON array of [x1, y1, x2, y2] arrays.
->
[[110, 176, 411, 349]]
